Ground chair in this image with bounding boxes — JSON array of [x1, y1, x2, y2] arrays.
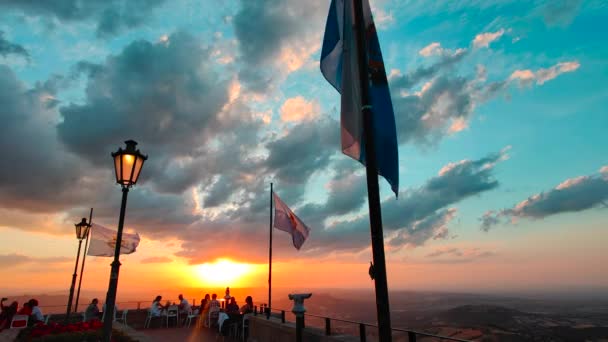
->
[[101, 304, 117, 322], [166, 305, 179, 327], [116, 309, 128, 326], [144, 309, 154, 328], [241, 313, 252, 342], [206, 306, 220, 328], [44, 314, 51, 325], [184, 308, 199, 328], [10, 315, 28, 329]]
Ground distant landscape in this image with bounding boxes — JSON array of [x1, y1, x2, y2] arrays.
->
[[4, 288, 607, 341]]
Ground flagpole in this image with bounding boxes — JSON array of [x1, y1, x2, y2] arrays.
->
[[268, 182, 273, 312], [74, 207, 93, 313], [353, 0, 392, 341]]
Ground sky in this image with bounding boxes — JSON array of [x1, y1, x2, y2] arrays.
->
[[0, 0, 607, 300]]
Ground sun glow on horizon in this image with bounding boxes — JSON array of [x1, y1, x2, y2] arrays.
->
[[194, 259, 258, 287]]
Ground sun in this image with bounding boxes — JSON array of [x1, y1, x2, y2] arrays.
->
[[194, 258, 256, 287]]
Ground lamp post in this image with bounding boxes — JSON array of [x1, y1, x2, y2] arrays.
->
[[74, 208, 93, 313], [102, 140, 147, 342], [66, 218, 91, 322]]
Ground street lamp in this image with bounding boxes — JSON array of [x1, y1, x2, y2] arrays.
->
[[66, 218, 90, 322], [102, 140, 147, 342]]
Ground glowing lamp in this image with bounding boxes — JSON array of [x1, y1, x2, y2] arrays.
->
[[111, 140, 147, 188]]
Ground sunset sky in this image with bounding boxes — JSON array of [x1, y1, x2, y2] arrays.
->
[[1, 0, 607, 300]]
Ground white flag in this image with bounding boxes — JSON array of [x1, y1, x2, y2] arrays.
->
[[87, 223, 140, 257], [273, 193, 311, 250]]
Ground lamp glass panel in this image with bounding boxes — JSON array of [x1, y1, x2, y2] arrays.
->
[[121, 153, 136, 185], [131, 155, 145, 184], [113, 154, 122, 184]]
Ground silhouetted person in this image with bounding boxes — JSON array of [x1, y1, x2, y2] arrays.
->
[[0, 298, 18, 330], [85, 298, 100, 322], [240, 296, 254, 314]]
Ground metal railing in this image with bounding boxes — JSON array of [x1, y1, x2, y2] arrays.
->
[[253, 306, 471, 342], [39, 301, 471, 341]]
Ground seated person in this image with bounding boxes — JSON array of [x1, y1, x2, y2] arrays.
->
[[178, 294, 191, 314], [240, 296, 254, 314], [151, 296, 164, 317], [0, 299, 19, 330], [29, 299, 44, 324], [225, 297, 239, 315], [84, 298, 100, 322], [17, 302, 31, 316]]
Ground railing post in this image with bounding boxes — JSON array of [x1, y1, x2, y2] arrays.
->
[[281, 310, 285, 323], [254, 305, 257, 316], [137, 302, 140, 310], [408, 331, 416, 342], [359, 323, 366, 342], [325, 317, 331, 336]]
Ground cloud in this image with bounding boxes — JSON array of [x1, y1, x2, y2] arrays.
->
[[280, 96, 320, 122], [232, 0, 325, 91], [264, 118, 339, 204], [509, 61, 580, 86], [481, 166, 608, 231], [392, 34, 580, 145], [0, 253, 71, 269], [418, 42, 466, 59], [0, 0, 167, 37], [425, 247, 495, 263], [140, 256, 172, 264], [472, 29, 505, 49], [0, 31, 29, 60], [541, 0, 583, 27], [0, 65, 109, 214], [302, 148, 509, 254], [57, 32, 236, 193], [419, 42, 443, 57]]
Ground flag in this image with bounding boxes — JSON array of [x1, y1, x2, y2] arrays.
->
[[273, 193, 311, 250], [87, 223, 140, 257], [320, 0, 399, 196]]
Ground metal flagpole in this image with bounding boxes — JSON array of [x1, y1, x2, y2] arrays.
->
[[268, 182, 273, 312], [353, 0, 392, 340], [74, 207, 93, 313]]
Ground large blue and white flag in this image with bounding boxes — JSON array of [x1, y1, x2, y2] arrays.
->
[[320, 0, 399, 196]]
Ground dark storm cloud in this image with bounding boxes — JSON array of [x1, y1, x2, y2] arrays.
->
[[481, 166, 608, 231], [0, 65, 109, 213], [57, 31, 232, 194], [0, 31, 29, 60], [301, 148, 509, 254], [0, 0, 166, 37], [232, 0, 324, 90]]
